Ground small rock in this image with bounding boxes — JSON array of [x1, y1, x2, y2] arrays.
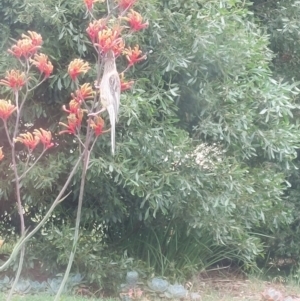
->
[[126, 271, 139, 286], [261, 288, 283, 301], [283, 297, 300, 301], [189, 292, 201, 300], [148, 278, 169, 292], [167, 284, 188, 299]]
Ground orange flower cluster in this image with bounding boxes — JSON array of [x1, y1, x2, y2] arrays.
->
[[96, 27, 125, 56], [33, 129, 54, 149], [120, 73, 134, 91], [85, 5, 147, 58], [0, 99, 17, 120], [83, 0, 104, 11], [86, 19, 107, 43], [60, 100, 86, 135], [68, 59, 90, 81], [8, 31, 42, 59], [60, 83, 106, 137], [118, 0, 137, 10], [71, 83, 94, 104], [60, 83, 94, 135], [15, 129, 54, 151], [6, 31, 53, 81], [15, 132, 39, 150], [89, 116, 105, 136], [124, 10, 148, 32], [123, 45, 147, 66], [62, 99, 81, 115], [59, 113, 83, 135], [0, 70, 26, 91], [31, 54, 53, 78]]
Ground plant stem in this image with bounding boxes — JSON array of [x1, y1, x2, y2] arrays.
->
[[54, 123, 93, 301], [0, 153, 84, 272], [6, 247, 25, 301], [18, 149, 46, 181], [6, 90, 26, 301]]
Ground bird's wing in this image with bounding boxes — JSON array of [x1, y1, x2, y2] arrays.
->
[[109, 72, 121, 122], [107, 104, 116, 155]]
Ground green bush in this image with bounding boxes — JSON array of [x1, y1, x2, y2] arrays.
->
[[1, 0, 300, 290]]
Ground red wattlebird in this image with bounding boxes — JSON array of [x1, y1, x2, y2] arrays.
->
[[90, 50, 121, 155]]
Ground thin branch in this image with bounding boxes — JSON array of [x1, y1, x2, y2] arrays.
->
[[18, 149, 47, 181], [27, 76, 47, 93], [0, 153, 84, 272], [6, 91, 25, 301], [54, 120, 94, 301], [3, 121, 12, 146]]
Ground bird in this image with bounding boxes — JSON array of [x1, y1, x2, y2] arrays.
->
[[90, 50, 121, 155]]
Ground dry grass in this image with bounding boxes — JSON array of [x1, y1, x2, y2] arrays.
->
[[190, 267, 300, 301]]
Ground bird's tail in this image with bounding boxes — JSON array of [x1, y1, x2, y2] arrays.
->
[[107, 105, 115, 155]]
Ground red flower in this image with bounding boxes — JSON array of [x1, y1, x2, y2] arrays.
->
[[68, 59, 90, 80], [33, 128, 54, 149], [8, 31, 42, 59], [124, 10, 148, 31], [15, 132, 40, 150], [123, 45, 147, 66], [62, 99, 81, 114], [90, 116, 105, 136], [120, 73, 134, 91], [22, 31, 43, 47], [0, 147, 4, 161], [96, 28, 125, 55], [31, 53, 53, 78], [71, 83, 94, 103], [59, 113, 83, 135], [86, 19, 107, 43], [0, 99, 16, 120], [83, 0, 101, 11], [118, 0, 137, 10], [0, 70, 26, 91]]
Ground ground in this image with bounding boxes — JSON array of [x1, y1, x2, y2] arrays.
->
[[193, 267, 300, 301], [1, 267, 300, 300]]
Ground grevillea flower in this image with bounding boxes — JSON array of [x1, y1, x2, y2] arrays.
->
[[96, 28, 124, 55], [22, 31, 43, 47], [120, 74, 134, 91], [15, 132, 40, 150], [124, 10, 148, 31], [0, 70, 26, 91], [0, 99, 16, 120], [90, 116, 105, 136], [118, 0, 137, 10], [123, 45, 147, 66], [112, 39, 125, 57], [8, 31, 42, 59], [68, 59, 90, 80], [33, 128, 54, 149], [59, 113, 83, 135], [62, 99, 81, 114], [31, 53, 53, 78], [71, 83, 94, 103], [86, 19, 107, 43], [84, 0, 103, 11]]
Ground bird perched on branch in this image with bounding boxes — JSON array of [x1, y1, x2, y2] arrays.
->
[[90, 50, 121, 155]]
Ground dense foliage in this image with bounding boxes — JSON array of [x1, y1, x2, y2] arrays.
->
[[1, 0, 300, 290]]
